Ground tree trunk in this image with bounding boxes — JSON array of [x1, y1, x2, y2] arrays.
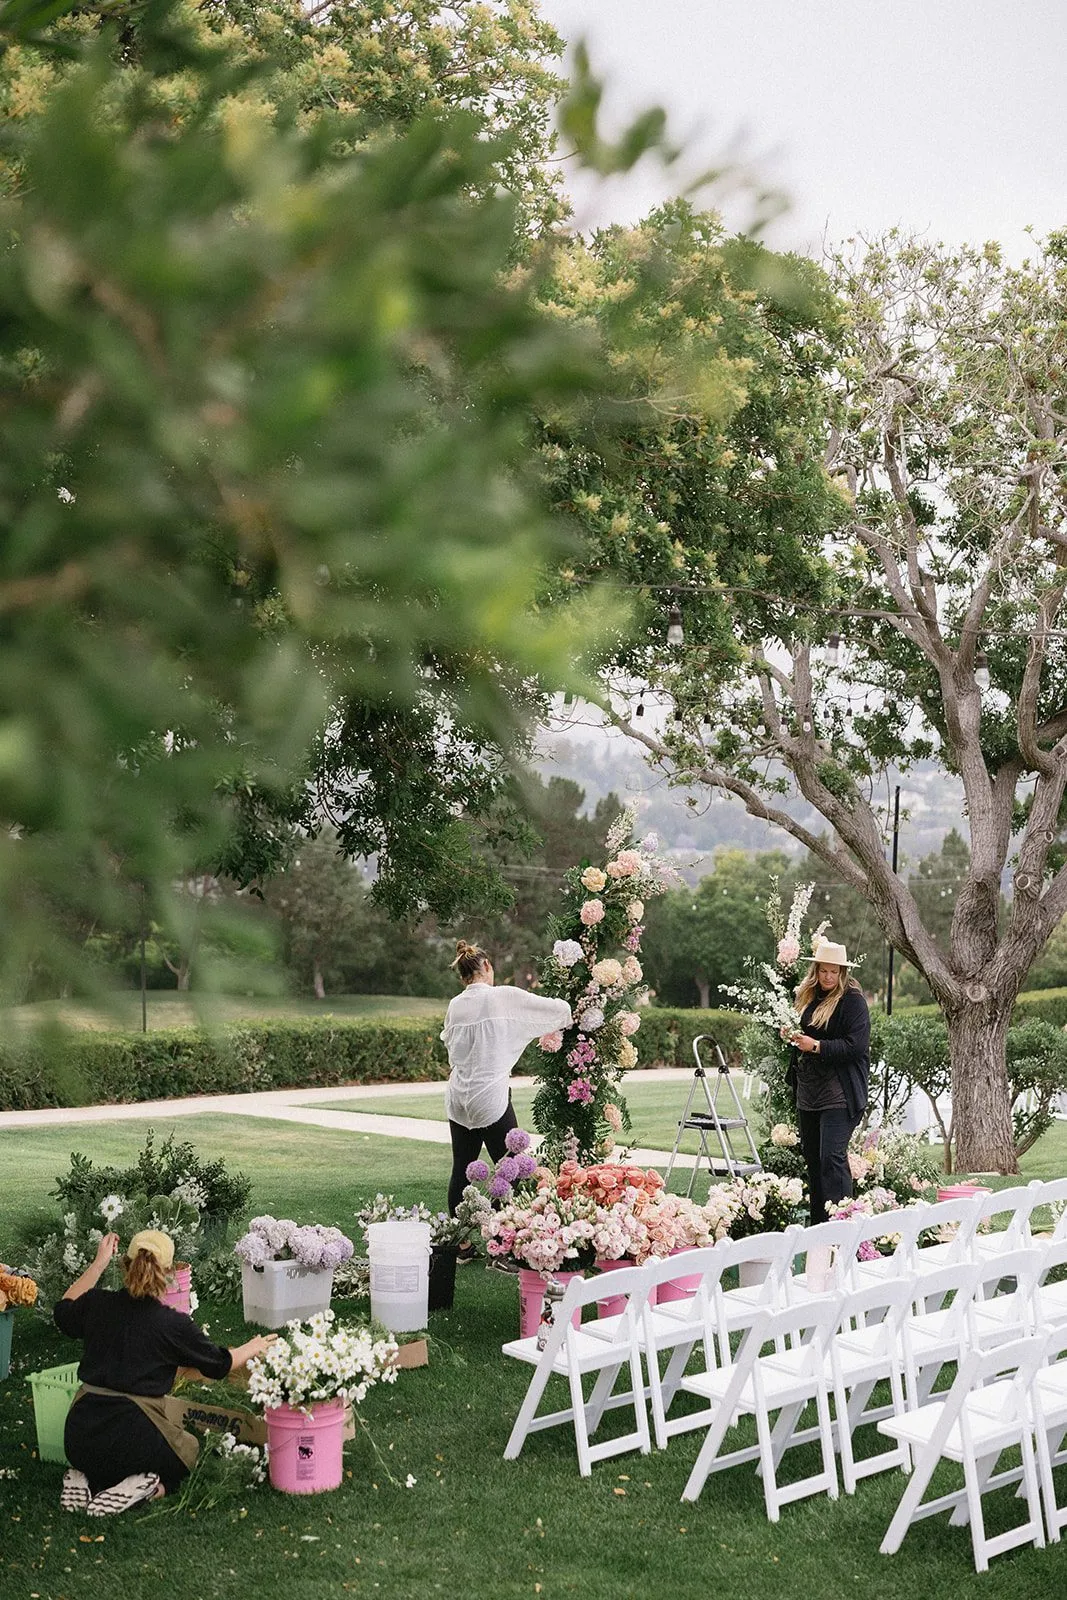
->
[[313, 961, 326, 1001], [176, 965, 191, 991], [945, 999, 1018, 1175], [695, 978, 710, 1009]]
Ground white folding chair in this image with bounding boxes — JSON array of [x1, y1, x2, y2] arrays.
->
[[900, 1259, 981, 1406], [878, 1335, 1048, 1572], [908, 1194, 983, 1275], [502, 1266, 651, 1476], [713, 1228, 801, 1366], [583, 1247, 730, 1450], [782, 1217, 862, 1304], [973, 1182, 1047, 1261], [849, 1202, 933, 1291], [826, 1275, 915, 1493], [1032, 1324, 1067, 1541], [969, 1247, 1044, 1349], [1033, 1237, 1067, 1333], [679, 1293, 843, 1520], [1033, 1177, 1067, 1244]]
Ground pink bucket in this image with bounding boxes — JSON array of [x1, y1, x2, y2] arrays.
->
[[517, 1269, 583, 1338], [160, 1265, 191, 1315], [595, 1258, 633, 1318], [266, 1399, 346, 1494], [937, 1184, 992, 1202], [656, 1247, 701, 1305]]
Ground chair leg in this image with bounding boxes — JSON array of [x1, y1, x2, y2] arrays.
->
[[754, 1393, 781, 1523], [585, 1360, 626, 1435], [880, 1448, 942, 1555], [568, 1363, 593, 1477], [629, 1342, 652, 1456], [680, 1366, 749, 1503], [504, 1360, 560, 1462], [962, 1452, 992, 1574], [814, 1382, 839, 1501], [1036, 1421, 1064, 1544]]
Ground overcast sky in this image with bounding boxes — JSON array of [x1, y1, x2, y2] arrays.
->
[[538, 0, 1066, 257]]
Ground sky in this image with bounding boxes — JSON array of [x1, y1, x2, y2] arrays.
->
[[538, 0, 1066, 257]]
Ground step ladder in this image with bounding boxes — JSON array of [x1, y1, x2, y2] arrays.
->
[[664, 1034, 763, 1197]]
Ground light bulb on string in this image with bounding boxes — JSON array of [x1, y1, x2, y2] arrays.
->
[[635, 699, 645, 719], [802, 715, 812, 734], [666, 603, 685, 647], [975, 651, 990, 692], [825, 633, 841, 667], [673, 704, 684, 724]]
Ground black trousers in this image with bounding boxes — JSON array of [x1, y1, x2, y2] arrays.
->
[[65, 1393, 189, 1497], [447, 1097, 518, 1214], [796, 1105, 861, 1225]]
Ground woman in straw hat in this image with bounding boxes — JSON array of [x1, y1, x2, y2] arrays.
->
[[782, 938, 870, 1225], [54, 1228, 276, 1516]]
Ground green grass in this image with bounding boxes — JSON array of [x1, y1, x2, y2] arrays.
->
[[3, 991, 445, 1033], [317, 1077, 753, 1154], [4, 1116, 1067, 1598]]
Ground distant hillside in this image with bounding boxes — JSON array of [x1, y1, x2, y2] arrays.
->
[[535, 721, 964, 876]]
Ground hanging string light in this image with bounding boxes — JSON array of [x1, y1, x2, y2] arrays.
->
[[825, 633, 841, 666], [635, 698, 645, 719], [666, 603, 685, 647], [975, 650, 990, 692]]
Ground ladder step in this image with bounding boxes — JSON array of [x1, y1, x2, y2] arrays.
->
[[680, 1116, 749, 1130], [706, 1162, 762, 1176]]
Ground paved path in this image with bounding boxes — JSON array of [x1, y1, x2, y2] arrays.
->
[[0, 1068, 743, 1169]]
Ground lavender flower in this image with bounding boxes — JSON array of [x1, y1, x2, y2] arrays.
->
[[505, 1128, 531, 1154], [488, 1172, 513, 1200], [466, 1159, 490, 1183], [495, 1155, 520, 1185], [235, 1231, 272, 1268], [512, 1153, 537, 1180]]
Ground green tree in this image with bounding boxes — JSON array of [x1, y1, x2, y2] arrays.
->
[[0, 3, 641, 1004], [563, 224, 1067, 1172], [642, 849, 790, 1008]]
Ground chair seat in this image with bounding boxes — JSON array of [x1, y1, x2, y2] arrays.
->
[[879, 1397, 1029, 1461], [683, 1345, 823, 1410], [502, 1328, 637, 1372], [583, 1306, 702, 1349]]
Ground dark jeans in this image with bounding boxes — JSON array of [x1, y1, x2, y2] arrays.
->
[[447, 1097, 518, 1214], [796, 1105, 862, 1225]]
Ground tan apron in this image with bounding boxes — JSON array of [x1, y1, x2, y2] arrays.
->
[[73, 1382, 200, 1471]]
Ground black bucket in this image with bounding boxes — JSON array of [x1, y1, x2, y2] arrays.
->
[[427, 1244, 459, 1312]]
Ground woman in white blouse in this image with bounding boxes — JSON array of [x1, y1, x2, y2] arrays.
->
[[441, 941, 572, 1214]]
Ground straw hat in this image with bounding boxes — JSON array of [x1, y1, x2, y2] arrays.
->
[[811, 938, 855, 968], [126, 1229, 175, 1270]]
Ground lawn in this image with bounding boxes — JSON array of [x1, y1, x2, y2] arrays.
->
[[3, 1116, 1067, 1600], [4, 992, 445, 1033]]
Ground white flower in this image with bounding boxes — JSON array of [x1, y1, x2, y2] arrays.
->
[[57, 486, 75, 504], [405, 1474, 417, 1489], [188, 1290, 200, 1312], [627, 900, 644, 923], [591, 958, 622, 987], [552, 939, 584, 968], [98, 1194, 125, 1223]]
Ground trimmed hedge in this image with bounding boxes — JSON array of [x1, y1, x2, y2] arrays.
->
[[894, 986, 1067, 1030], [0, 1005, 749, 1112]]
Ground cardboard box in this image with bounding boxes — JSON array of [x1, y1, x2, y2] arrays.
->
[[178, 1398, 267, 1447], [395, 1338, 428, 1370]]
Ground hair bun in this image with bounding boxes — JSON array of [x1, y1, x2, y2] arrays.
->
[[456, 939, 474, 956]]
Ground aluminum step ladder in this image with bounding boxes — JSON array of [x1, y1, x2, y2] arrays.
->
[[664, 1034, 763, 1197]]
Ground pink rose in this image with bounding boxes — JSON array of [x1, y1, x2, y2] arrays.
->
[[622, 955, 642, 983], [777, 937, 801, 966], [580, 899, 605, 926], [618, 1011, 641, 1036], [539, 1031, 563, 1052]]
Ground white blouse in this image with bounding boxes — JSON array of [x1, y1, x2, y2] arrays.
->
[[441, 983, 572, 1130]]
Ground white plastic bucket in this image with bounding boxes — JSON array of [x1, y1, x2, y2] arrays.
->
[[367, 1221, 432, 1333]]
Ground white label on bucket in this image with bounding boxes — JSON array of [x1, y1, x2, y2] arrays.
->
[[371, 1264, 421, 1294], [296, 1433, 316, 1479]]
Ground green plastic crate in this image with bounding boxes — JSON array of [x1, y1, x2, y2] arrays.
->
[[0, 1310, 12, 1381], [27, 1362, 81, 1463]]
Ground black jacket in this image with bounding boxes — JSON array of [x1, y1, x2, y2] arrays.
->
[[786, 986, 870, 1120]]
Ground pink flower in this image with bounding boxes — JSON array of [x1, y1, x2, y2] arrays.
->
[[580, 899, 605, 926], [777, 937, 801, 967], [622, 955, 642, 984], [618, 1012, 641, 1036], [567, 1078, 594, 1104], [603, 1102, 623, 1131], [539, 1031, 563, 1053]]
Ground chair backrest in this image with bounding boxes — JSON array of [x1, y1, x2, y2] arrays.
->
[[836, 1273, 917, 1341], [551, 1265, 650, 1354], [973, 1245, 1044, 1307], [745, 1291, 846, 1374], [716, 1226, 801, 1283], [949, 1335, 1048, 1430], [641, 1244, 729, 1297], [1035, 1236, 1067, 1285], [977, 1182, 1045, 1242], [1032, 1177, 1067, 1242], [786, 1217, 862, 1292], [848, 1206, 923, 1277], [912, 1195, 983, 1257], [905, 1258, 981, 1328]]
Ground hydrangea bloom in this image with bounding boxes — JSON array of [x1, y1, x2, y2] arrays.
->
[[580, 866, 607, 891], [618, 1011, 641, 1036], [579, 1006, 605, 1031], [579, 899, 604, 926], [552, 939, 584, 967], [591, 958, 622, 987], [777, 937, 801, 967], [622, 955, 643, 983], [627, 900, 645, 923], [538, 1030, 563, 1053], [618, 1040, 638, 1070]]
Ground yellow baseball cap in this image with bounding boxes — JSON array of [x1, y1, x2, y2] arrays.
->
[[126, 1229, 175, 1270]]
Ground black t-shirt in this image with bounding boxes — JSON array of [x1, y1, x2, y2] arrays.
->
[[795, 999, 847, 1111], [53, 1287, 232, 1396]]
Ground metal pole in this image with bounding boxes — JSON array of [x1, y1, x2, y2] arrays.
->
[[140, 883, 148, 1034]]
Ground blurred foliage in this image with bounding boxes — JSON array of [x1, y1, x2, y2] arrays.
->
[[0, 0, 649, 1005]]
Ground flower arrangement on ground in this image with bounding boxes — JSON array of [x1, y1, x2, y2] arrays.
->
[[702, 1172, 806, 1242], [758, 1117, 939, 1213], [0, 1268, 37, 1311], [827, 1187, 908, 1257], [246, 1309, 398, 1412], [458, 1147, 715, 1273], [532, 808, 677, 1163], [354, 1193, 475, 1249], [234, 1217, 355, 1272]]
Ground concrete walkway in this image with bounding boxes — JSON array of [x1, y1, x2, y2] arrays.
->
[[0, 1067, 740, 1169]]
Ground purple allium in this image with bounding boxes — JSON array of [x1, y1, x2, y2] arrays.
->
[[495, 1155, 520, 1185], [513, 1153, 537, 1180], [505, 1128, 531, 1154], [488, 1172, 513, 1200], [466, 1159, 490, 1183]]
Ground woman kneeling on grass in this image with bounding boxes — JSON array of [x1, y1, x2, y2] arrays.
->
[[441, 940, 572, 1224], [54, 1228, 275, 1516]]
